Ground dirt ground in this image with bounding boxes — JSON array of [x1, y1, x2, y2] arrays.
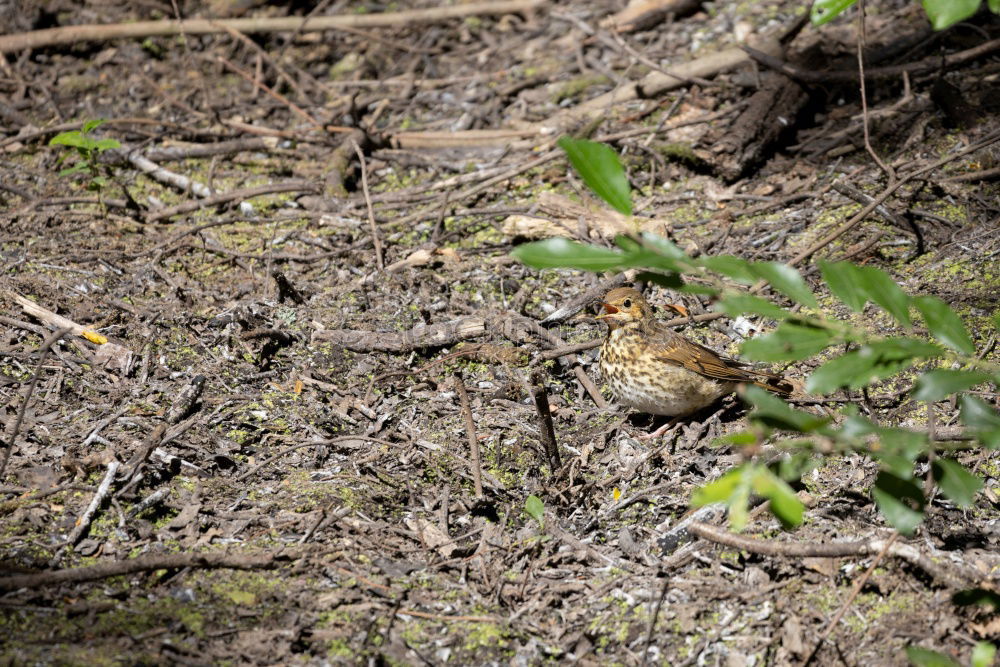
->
[[1, 0, 999, 664]]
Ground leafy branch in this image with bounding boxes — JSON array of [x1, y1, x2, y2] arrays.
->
[[512, 137, 1000, 535], [811, 0, 1000, 31]]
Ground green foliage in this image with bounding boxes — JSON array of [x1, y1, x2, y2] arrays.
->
[[906, 642, 996, 667], [557, 136, 632, 216], [692, 462, 803, 530], [49, 119, 121, 191], [811, 0, 997, 29], [524, 495, 545, 526], [512, 139, 1000, 535]]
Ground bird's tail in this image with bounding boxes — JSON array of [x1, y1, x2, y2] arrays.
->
[[749, 371, 794, 396]]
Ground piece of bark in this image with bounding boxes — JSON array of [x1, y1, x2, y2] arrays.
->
[[541, 36, 782, 132], [606, 0, 701, 33], [708, 71, 807, 181]]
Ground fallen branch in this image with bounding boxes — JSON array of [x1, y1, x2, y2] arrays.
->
[[687, 522, 989, 589], [145, 180, 319, 222], [0, 547, 312, 591], [743, 36, 1000, 84], [142, 137, 274, 162], [9, 292, 133, 374], [0, 0, 544, 54], [48, 460, 121, 567], [122, 150, 213, 198]]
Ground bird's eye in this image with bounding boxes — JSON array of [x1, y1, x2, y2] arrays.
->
[[622, 299, 632, 308]]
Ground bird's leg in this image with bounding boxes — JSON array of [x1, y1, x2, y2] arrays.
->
[[637, 415, 685, 440]]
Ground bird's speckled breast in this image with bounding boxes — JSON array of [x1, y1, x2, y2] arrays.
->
[[599, 326, 734, 416]]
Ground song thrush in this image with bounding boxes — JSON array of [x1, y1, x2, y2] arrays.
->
[[597, 287, 790, 418]]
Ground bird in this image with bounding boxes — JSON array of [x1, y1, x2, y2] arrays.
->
[[597, 287, 791, 422]]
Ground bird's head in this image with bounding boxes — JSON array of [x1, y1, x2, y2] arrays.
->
[[596, 287, 653, 329]]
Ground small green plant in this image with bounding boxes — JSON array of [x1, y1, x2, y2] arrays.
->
[[524, 495, 545, 527], [49, 119, 121, 192], [906, 641, 996, 667], [511, 137, 1000, 535], [811, 0, 1000, 31]]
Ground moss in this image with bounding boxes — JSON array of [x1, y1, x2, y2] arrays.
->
[[552, 75, 611, 103]]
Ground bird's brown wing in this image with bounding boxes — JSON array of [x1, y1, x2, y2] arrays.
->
[[646, 322, 792, 394]]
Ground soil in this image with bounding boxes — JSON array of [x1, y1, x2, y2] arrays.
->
[[1, 0, 1000, 665]]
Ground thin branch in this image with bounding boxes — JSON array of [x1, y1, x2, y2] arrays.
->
[[353, 140, 385, 271], [802, 534, 899, 666], [855, 0, 895, 182], [0, 327, 70, 479], [687, 522, 983, 588], [0, 0, 545, 54], [49, 460, 122, 567], [453, 374, 483, 498]]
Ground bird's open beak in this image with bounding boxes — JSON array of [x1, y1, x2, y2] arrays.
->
[[595, 302, 619, 319]]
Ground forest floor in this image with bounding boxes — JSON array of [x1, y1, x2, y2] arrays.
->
[[1, 0, 999, 664]]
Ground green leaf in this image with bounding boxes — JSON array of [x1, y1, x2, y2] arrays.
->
[[960, 395, 1000, 429], [921, 0, 981, 30], [742, 385, 832, 433], [819, 260, 866, 312], [751, 467, 804, 528], [872, 471, 924, 535], [59, 163, 88, 176], [865, 427, 927, 478], [712, 430, 758, 447], [811, 0, 857, 25], [557, 136, 632, 216], [639, 233, 689, 262], [960, 395, 1000, 449], [913, 295, 975, 355], [905, 646, 960, 667], [806, 339, 941, 394], [693, 466, 753, 530], [524, 495, 544, 525], [869, 337, 944, 359], [692, 468, 744, 505], [634, 271, 684, 289], [775, 452, 819, 481], [741, 322, 836, 362], [807, 350, 882, 394], [855, 265, 912, 328], [971, 642, 996, 667], [932, 458, 982, 507], [700, 255, 755, 284], [613, 235, 685, 273], [912, 369, 992, 401], [750, 262, 819, 309], [94, 137, 121, 152], [676, 283, 719, 297], [511, 238, 626, 271], [953, 589, 1000, 608], [714, 293, 792, 320], [990, 0, 1000, 14], [81, 118, 106, 133], [49, 131, 81, 147]]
